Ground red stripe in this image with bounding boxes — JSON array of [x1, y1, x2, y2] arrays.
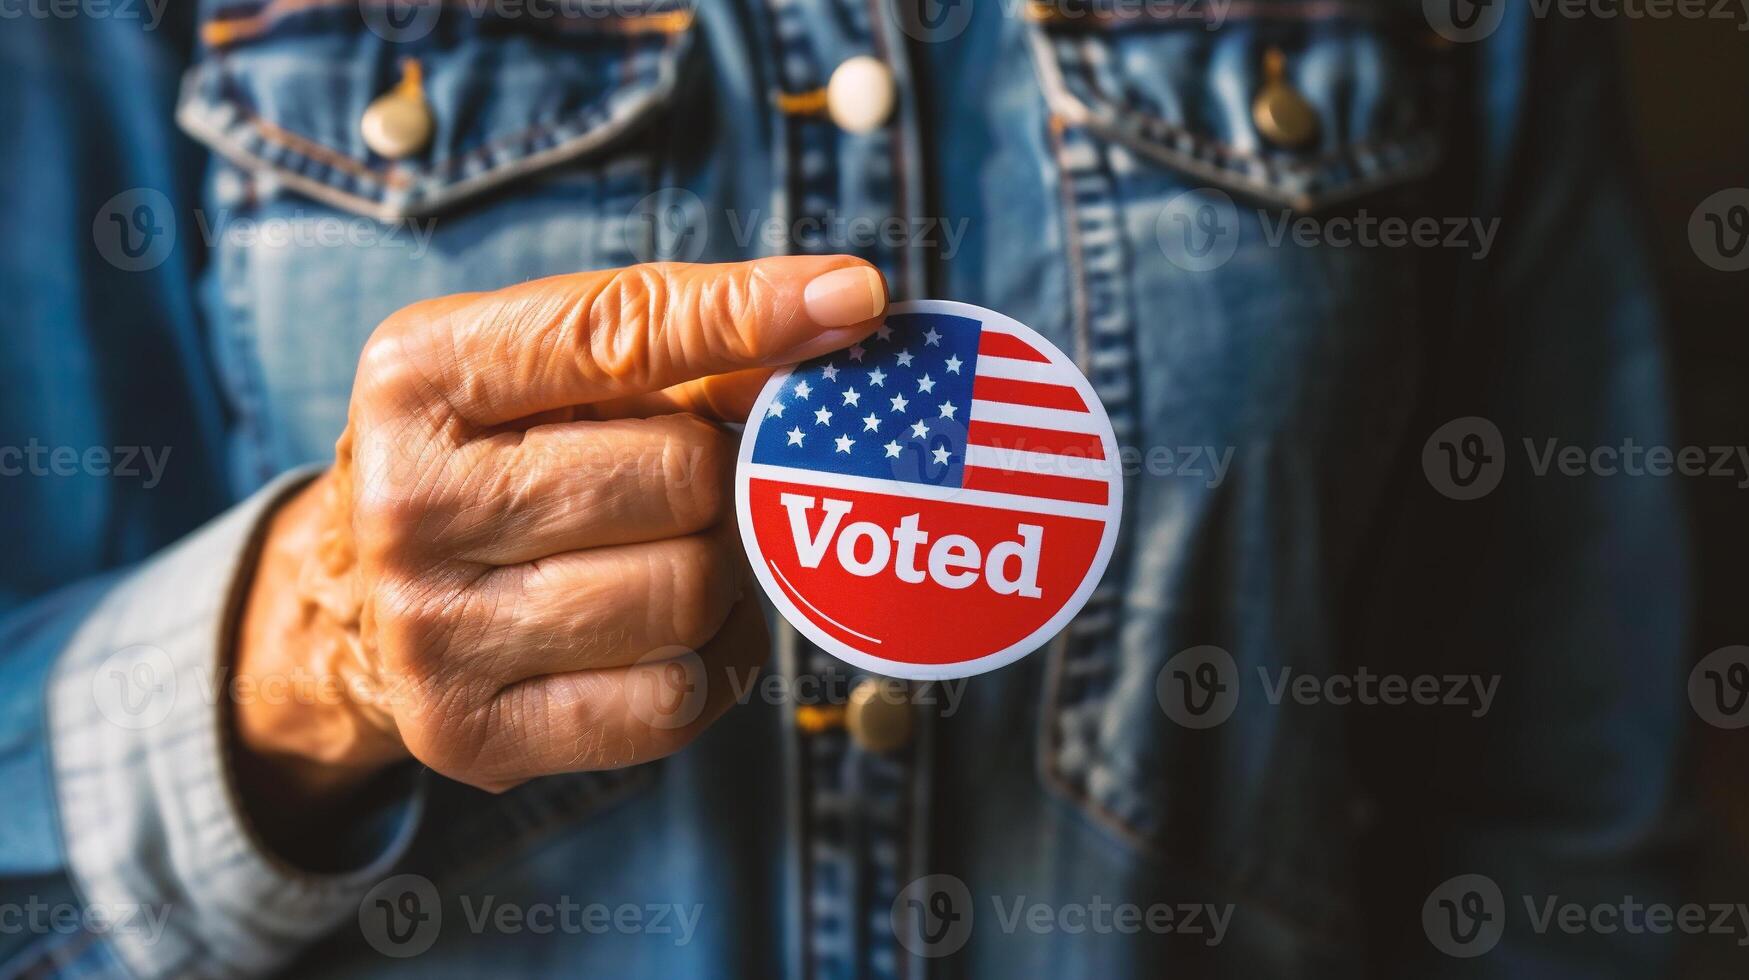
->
[[977, 331, 1049, 362], [966, 420, 1105, 459], [972, 376, 1087, 412], [962, 465, 1110, 505]]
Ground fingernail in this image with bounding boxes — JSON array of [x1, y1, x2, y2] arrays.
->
[[803, 266, 886, 328]]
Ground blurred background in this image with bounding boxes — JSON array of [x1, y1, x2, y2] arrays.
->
[[1621, 20, 1749, 979]]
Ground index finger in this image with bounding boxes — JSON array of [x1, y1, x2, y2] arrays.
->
[[371, 256, 886, 426]]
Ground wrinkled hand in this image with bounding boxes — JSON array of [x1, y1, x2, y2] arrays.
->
[[234, 258, 886, 809]]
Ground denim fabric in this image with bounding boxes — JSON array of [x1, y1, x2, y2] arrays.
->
[[0, 0, 1687, 975]]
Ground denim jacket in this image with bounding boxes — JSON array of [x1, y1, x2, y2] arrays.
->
[[0, 0, 1687, 975]]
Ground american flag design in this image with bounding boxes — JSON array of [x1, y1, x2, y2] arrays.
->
[[737, 301, 1122, 679]]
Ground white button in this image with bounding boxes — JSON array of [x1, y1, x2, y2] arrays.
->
[[360, 89, 433, 160], [826, 56, 895, 134]]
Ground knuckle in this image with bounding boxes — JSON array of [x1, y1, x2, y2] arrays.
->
[[582, 266, 667, 388], [354, 312, 440, 406], [658, 416, 730, 528], [659, 536, 732, 651], [370, 576, 461, 665]]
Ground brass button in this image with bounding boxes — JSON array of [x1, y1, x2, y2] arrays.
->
[[846, 677, 912, 752], [1252, 48, 1318, 149], [826, 55, 896, 134], [361, 67, 433, 160]]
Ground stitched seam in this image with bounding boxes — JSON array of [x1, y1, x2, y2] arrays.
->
[[202, 0, 692, 49]]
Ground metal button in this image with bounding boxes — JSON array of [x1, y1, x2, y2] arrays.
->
[[1252, 48, 1318, 149], [361, 86, 432, 160], [846, 677, 912, 752], [826, 55, 896, 134]]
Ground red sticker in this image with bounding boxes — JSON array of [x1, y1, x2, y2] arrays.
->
[[736, 301, 1123, 679]]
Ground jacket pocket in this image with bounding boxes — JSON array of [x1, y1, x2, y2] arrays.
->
[[1025, 0, 1449, 211], [176, 0, 697, 220]]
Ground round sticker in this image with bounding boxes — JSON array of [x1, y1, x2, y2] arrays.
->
[[736, 300, 1123, 679]]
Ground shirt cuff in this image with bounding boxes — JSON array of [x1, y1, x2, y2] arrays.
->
[[47, 466, 425, 978]]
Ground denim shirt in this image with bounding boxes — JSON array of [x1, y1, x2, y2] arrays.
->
[[0, 0, 1687, 976]]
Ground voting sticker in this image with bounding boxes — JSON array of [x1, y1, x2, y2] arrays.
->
[[736, 300, 1123, 680]]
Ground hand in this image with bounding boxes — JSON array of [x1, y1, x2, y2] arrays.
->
[[232, 258, 887, 820]]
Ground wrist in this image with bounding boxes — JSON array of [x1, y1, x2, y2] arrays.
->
[[233, 472, 406, 808]]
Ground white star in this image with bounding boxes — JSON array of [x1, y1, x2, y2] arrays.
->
[[786, 427, 805, 447], [910, 420, 929, 438], [938, 401, 958, 420], [847, 344, 866, 362], [841, 388, 861, 407], [917, 374, 936, 394], [922, 326, 942, 346], [835, 434, 855, 454], [931, 446, 952, 465], [889, 393, 909, 413], [895, 349, 914, 367], [793, 380, 812, 400], [862, 413, 881, 432], [884, 441, 903, 458], [814, 407, 833, 426], [944, 355, 963, 374], [767, 401, 785, 418], [867, 367, 886, 387], [875, 323, 893, 341], [821, 364, 839, 381]]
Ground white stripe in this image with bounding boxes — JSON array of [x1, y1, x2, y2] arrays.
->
[[973, 356, 1069, 384], [970, 400, 1101, 433], [964, 445, 1120, 482], [744, 463, 1112, 521]]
